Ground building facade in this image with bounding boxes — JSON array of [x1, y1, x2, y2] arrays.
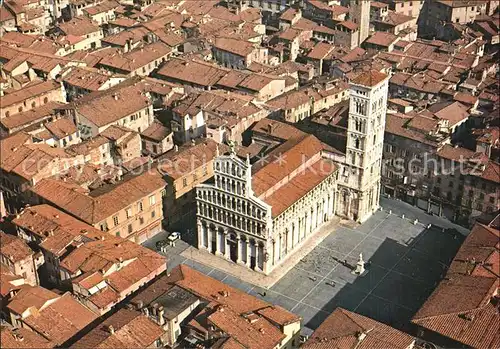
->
[[196, 136, 339, 275]]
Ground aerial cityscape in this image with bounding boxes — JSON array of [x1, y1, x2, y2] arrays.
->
[[0, 0, 498, 348]]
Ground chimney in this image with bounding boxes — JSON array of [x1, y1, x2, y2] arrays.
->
[[357, 331, 367, 342], [136, 300, 144, 310], [191, 139, 196, 146], [152, 303, 159, 316], [143, 307, 149, 316], [158, 306, 165, 325], [108, 325, 115, 334], [174, 145, 179, 152], [267, 123, 273, 134]]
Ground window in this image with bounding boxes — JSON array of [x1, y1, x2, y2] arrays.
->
[[126, 207, 132, 218], [183, 178, 187, 187], [151, 210, 156, 218], [139, 216, 144, 225], [161, 189, 166, 197], [5, 111, 9, 118], [100, 222, 108, 231], [43, 97, 48, 104], [138, 201, 144, 211], [203, 166, 208, 175], [31, 101, 36, 108], [128, 224, 133, 234], [149, 195, 156, 205], [113, 216, 119, 226], [18, 106, 23, 113]]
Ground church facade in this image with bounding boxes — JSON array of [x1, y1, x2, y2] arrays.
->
[[196, 134, 339, 275]]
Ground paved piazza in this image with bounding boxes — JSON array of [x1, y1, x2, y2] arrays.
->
[[143, 198, 467, 336]]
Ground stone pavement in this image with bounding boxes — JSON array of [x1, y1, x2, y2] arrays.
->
[[180, 216, 341, 289]]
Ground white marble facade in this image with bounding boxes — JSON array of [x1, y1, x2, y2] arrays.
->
[[196, 153, 338, 275]]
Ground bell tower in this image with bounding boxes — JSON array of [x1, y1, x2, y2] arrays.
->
[[348, 0, 371, 45], [339, 70, 389, 223]]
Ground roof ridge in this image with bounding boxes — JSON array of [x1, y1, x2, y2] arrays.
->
[[413, 305, 484, 322]]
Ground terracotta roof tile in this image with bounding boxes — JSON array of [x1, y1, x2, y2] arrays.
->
[[350, 70, 388, 87], [1, 326, 54, 349], [412, 223, 500, 349], [0, 231, 34, 263], [252, 134, 324, 196], [366, 31, 399, 47], [7, 285, 59, 315], [45, 118, 77, 139], [264, 158, 337, 217], [304, 308, 414, 349], [208, 306, 285, 349], [22, 292, 98, 345], [157, 58, 228, 87], [0, 80, 61, 108], [72, 309, 164, 349], [141, 120, 171, 142], [72, 83, 150, 127], [12, 205, 105, 256], [214, 37, 258, 57], [132, 265, 300, 326], [58, 16, 100, 37], [30, 170, 166, 224]]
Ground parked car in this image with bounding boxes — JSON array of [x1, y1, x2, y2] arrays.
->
[[156, 240, 168, 251], [168, 231, 181, 243]]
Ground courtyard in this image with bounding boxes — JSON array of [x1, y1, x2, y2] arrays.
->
[[143, 198, 467, 336]]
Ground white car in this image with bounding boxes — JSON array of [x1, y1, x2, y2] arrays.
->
[[168, 232, 181, 242]]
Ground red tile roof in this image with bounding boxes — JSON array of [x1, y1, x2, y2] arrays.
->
[[22, 292, 98, 345], [350, 69, 388, 87], [264, 158, 337, 217], [208, 306, 285, 349], [0, 231, 33, 263], [72, 309, 165, 348], [12, 204, 105, 256], [366, 31, 399, 47], [31, 169, 166, 225], [412, 223, 500, 349], [132, 265, 300, 327], [304, 308, 414, 349], [252, 134, 323, 196], [1, 326, 54, 349]]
